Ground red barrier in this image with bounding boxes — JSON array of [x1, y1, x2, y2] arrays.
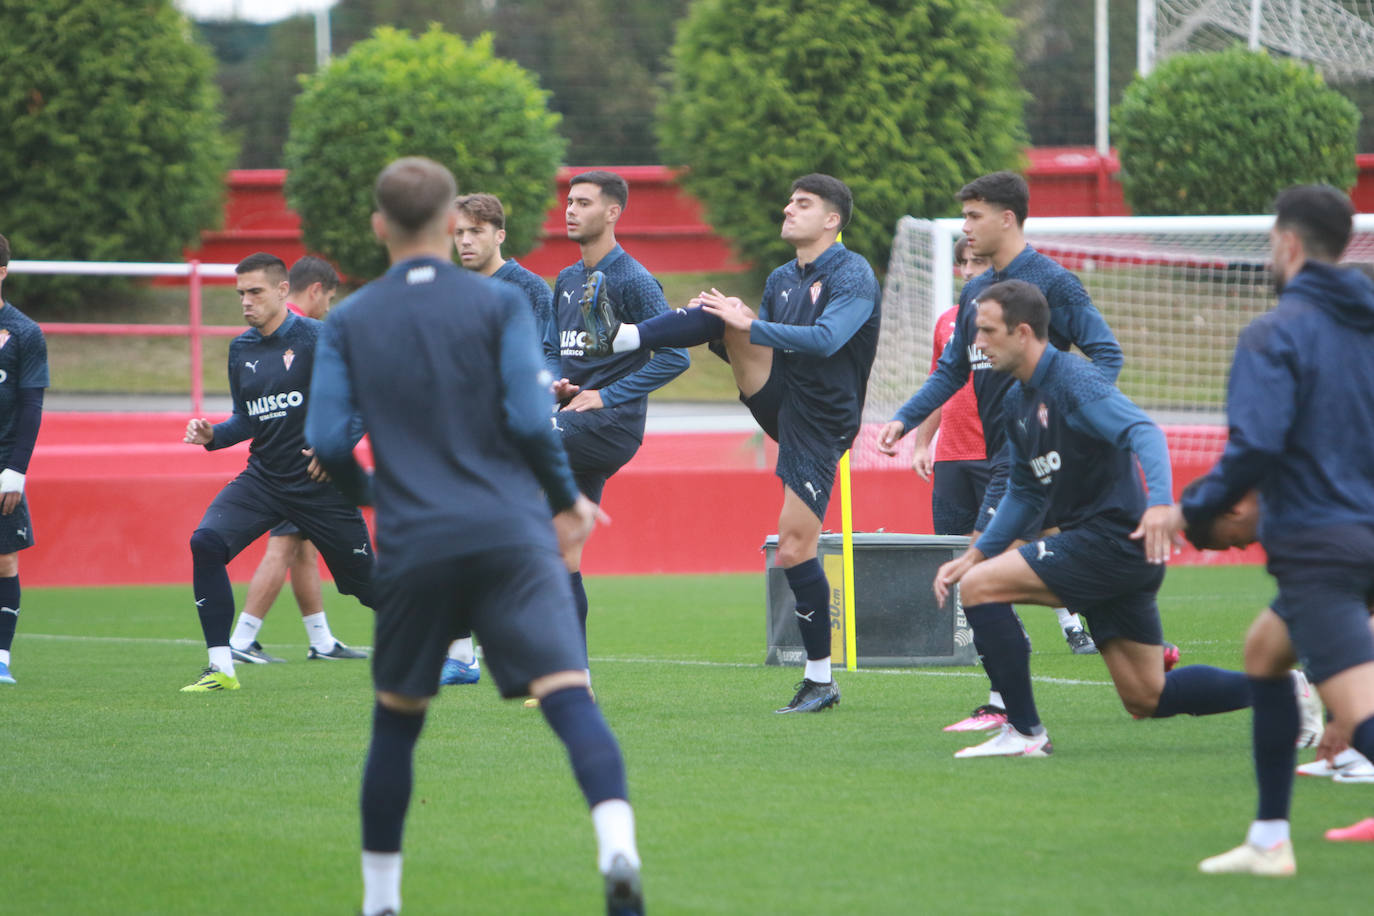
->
[[23, 414, 1251, 587]]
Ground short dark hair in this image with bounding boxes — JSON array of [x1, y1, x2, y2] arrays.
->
[[954, 236, 970, 263], [957, 171, 1030, 226], [0, 233, 9, 268], [289, 256, 339, 294], [791, 173, 853, 229], [375, 156, 458, 233], [1274, 184, 1355, 262], [979, 279, 1048, 340], [236, 252, 288, 284], [569, 170, 629, 209], [455, 193, 506, 231]]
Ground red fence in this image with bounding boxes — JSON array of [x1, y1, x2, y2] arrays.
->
[[187, 151, 1374, 274]]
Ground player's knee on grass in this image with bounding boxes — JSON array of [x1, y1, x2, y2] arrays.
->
[[189, 528, 230, 565]]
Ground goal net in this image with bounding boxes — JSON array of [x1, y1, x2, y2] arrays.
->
[[857, 213, 1374, 469]]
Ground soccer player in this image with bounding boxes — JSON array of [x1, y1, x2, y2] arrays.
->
[[1167, 185, 1374, 869], [438, 192, 560, 686], [180, 252, 374, 692], [228, 256, 366, 664], [928, 279, 1313, 758], [0, 233, 49, 686], [305, 156, 643, 916], [582, 173, 880, 714], [877, 172, 1122, 732], [909, 237, 1097, 665], [551, 170, 689, 675]]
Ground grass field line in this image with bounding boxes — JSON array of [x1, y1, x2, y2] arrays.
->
[[23, 632, 1117, 686]]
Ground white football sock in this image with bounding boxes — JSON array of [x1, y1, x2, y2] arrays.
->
[[303, 612, 337, 652], [447, 637, 476, 665], [229, 613, 263, 651], [361, 850, 402, 916], [591, 799, 640, 873], [0, 649, 10, 666], [1055, 608, 1077, 631], [804, 657, 832, 684], [611, 324, 640, 354], [988, 691, 1004, 709], [208, 645, 235, 677], [1247, 819, 1290, 848]]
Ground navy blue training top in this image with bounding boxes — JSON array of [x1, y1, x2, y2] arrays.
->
[[307, 256, 577, 565], [977, 346, 1171, 558], [554, 245, 688, 406], [493, 258, 559, 378], [1182, 260, 1374, 542], [206, 311, 330, 489], [0, 302, 49, 468], [751, 242, 881, 442]]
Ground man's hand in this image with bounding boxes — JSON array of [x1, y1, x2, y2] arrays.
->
[[1131, 504, 1182, 565], [934, 547, 984, 606], [698, 288, 756, 333], [876, 420, 906, 457], [561, 388, 604, 412], [184, 418, 213, 446], [0, 469, 24, 515], [553, 378, 581, 402], [303, 447, 331, 483], [553, 495, 610, 569], [911, 442, 934, 481]]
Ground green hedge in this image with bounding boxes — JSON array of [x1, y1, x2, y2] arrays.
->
[[284, 26, 565, 280], [1115, 46, 1359, 215], [657, 0, 1027, 275], [0, 1, 234, 308]]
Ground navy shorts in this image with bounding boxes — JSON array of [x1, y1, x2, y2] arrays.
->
[[742, 368, 852, 520], [269, 520, 301, 538], [0, 495, 34, 554], [1268, 525, 1374, 684], [371, 546, 588, 699], [556, 398, 646, 504], [932, 459, 992, 536], [195, 464, 373, 606], [1019, 523, 1165, 645]]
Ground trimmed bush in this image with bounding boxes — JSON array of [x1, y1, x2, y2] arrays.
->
[[657, 0, 1027, 274], [284, 26, 565, 280], [1115, 46, 1359, 215], [0, 1, 234, 307]]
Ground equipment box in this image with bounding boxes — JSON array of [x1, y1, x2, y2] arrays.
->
[[764, 533, 976, 667]]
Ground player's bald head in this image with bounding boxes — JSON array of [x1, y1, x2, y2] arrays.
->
[[374, 157, 459, 235]]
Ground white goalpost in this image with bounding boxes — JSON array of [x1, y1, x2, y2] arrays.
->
[[859, 213, 1374, 469]]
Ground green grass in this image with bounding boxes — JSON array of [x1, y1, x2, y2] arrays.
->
[[43, 271, 758, 403], [6, 566, 1368, 914]]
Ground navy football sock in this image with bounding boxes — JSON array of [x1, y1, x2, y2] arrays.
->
[[0, 575, 18, 653], [360, 702, 427, 852], [969, 619, 1004, 701], [1350, 714, 1374, 762], [784, 559, 832, 663], [570, 571, 589, 642], [540, 685, 628, 808], [1151, 665, 1251, 717], [1250, 675, 1298, 821], [189, 528, 235, 648], [965, 603, 1040, 733], [636, 307, 725, 351]]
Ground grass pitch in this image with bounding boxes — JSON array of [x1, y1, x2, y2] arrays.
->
[[7, 567, 1371, 914]]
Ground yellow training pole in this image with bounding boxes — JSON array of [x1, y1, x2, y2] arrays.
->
[[839, 449, 858, 670]]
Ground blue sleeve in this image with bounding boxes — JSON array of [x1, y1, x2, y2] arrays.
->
[[1069, 392, 1174, 506], [1049, 275, 1123, 382], [305, 319, 373, 505], [207, 343, 254, 450], [499, 291, 580, 512], [1180, 321, 1289, 526], [975, 436, 1046, 556], [976, 441, 1011, 532], [6, 388, 42, 473], [598, 271, 689, 407], [892, 301, 971, 431], [747, 293, 875, 356], [17, 324, 49, 389], [540, 291, 562, 379]]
